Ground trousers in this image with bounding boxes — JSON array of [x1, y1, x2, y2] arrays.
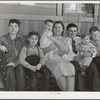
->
[[16, 64, 51, 91]]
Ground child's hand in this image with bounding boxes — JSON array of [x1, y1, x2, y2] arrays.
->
[[30, 66, 37, 72], [36, 63, 42, 71], [6, 62, 15, 67], [0, 45, 8, 52]]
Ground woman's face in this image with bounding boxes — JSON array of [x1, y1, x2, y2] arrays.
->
[[53, 23, 63, 36], [91, 31, 100, 41]]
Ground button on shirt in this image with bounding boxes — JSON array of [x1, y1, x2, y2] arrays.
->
[[0, 33, 25, 64]]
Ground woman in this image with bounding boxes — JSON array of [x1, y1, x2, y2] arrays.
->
[[41, 21, 75, 91]]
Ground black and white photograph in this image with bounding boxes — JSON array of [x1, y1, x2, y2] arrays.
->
[[0, 1, 100, 99]]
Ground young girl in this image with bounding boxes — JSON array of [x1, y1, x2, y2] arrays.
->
[[42, 21, 75, 91], [74, 33, 97, 76], [18, 31, 50, 91]]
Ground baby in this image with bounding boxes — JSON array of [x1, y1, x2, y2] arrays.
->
[[40, 19, 53, 48], [74, 33, 97, 77], [40, 19, 55, 60]]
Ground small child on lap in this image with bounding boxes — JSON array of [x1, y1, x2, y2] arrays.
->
[[40, 19, 55, 60], [73, 33, 97, 77]]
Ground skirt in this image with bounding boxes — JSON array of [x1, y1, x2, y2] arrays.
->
[[45, 57, 75, 80]]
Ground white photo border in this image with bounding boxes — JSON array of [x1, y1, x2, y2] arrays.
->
[[0, 1, 100, 99]]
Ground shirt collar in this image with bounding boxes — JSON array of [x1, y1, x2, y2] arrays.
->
[[28, 44, 37, 49], [7, 33, 21, 40]]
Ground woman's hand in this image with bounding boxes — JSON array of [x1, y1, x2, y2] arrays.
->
[[42, 43, 56, 54], [48, 36, 56, 42], [57, 50, 64, 56], [83, 50, 92, 57]]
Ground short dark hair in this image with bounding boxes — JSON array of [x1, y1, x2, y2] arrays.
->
[[28, 31, 40, 46], [8, 19, 21, 27], [81, 33, 90, 39], [89, 26, 100, 34], [44, 19, 53, 24], [66, 23, 78, 31], [53, 21, 64, 36]]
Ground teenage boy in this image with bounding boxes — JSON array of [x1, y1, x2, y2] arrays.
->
[[0, 19, 25, 91]]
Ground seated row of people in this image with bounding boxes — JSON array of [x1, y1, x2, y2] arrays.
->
[[0, 19, 100, 91]]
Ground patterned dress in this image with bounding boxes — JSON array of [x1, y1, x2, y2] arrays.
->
[[45, 36, 75, 80]]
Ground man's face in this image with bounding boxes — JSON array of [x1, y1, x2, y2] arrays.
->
[[67, 27, 78, 39], [9, 23, 20, 35]]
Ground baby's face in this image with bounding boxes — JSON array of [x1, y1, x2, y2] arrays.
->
[[82, 36, 90, 45], [44, 22, 53, 31]]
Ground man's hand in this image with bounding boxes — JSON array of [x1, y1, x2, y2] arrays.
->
[[0, 45, 8, 52], [36, 63, 42, 71], [6, 62, 15, 67]]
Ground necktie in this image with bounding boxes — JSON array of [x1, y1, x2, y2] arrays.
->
[[72, 39, 77, 54]]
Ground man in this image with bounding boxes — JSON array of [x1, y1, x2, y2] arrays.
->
[[66, 23, 100, 91], [67, 23, 81, 45]]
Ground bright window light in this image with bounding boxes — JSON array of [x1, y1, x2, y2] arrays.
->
[[69, 4, 76, 10], [19, 3, 35, 6]]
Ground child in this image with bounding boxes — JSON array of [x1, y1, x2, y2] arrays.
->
[[0, 19, 25, 91], [40, 19, 54, 60], [19, 31, 50, 91], [40, 19, 53, 48], [74, 33, 97, 77]]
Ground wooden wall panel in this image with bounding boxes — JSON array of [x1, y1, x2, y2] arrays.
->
[[0, 20, 45, 37], [0, 18, 93, 37]]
